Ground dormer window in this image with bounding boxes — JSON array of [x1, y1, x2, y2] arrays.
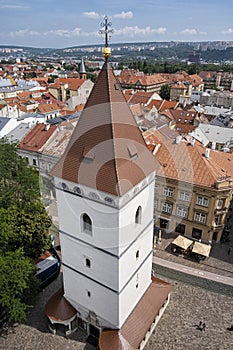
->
[[82, 146, 95, 162], [127, 144, 138, 161]]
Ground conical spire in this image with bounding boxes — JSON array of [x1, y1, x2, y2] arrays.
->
[[79, 58, 86, 79], [51, 64, 156, 196]]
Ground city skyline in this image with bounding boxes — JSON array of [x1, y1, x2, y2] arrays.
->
[[0, 0, 232, 48]]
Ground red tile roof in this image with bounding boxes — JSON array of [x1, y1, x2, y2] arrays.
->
[[49, 78, 85, 90], [146, 127, 233, 188], [45, 288, 77, 322], [99, 277, 172, 350], [19, 123, 57, 152], [38, 102, 61, 114], [51, 62, 157, 196]]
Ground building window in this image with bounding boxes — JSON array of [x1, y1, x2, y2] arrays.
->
[[176, 206, 188, 218], [192, 228, 202, 240], [32, 158, 37, 166], [214, 215, 222, 226], [179, 191, 190, 201], [136, 250, 140, 260], [135, 206, 142, 224], [175, 223, 186, 235], [196, 196, 209, 207], [217, 199, 224, 210], [194, 212, 206, 224], [154, 185, 158, 193], [163, 187, 173, 197], [85, 258, 91, 268], [154, 199, 158, 209], [82, 213, 92, 234], [162, 201, 173, 214]]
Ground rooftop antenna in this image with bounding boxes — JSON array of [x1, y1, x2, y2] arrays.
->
[[99, 16, 114, 61]]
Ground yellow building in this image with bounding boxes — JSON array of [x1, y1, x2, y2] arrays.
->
[[144, 127, 233, 244]]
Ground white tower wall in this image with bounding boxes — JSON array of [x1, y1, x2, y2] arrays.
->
[[55, 174, 155, 328]]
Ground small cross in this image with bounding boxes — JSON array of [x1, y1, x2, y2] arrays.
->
[[99, 16, 114, 48]]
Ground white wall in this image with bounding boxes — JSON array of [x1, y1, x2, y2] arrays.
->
[[118, 180, 155, 255], [118, 225, 153, 290], [60, 233, 119, 290], [119, 255, 152, 328], [56, 176, 155, 329], [56, 189, 119, 256], [63, 265, 119, 328]]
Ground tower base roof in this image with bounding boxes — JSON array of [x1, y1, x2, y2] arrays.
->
[[45, 288, 77, 323], [99, 276, 172, 350]]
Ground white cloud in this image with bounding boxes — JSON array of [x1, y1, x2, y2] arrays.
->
[[222, 28, 233, 34], [114, 26, 167, 37], [114, 11, 133, 19], [82, 11, 101, 19], [5, 26, 98, 39], [0, 4, 30, 9], [180, 28, 198, 35], [9, 29, 40, 37], [45, 28, 83, 37]]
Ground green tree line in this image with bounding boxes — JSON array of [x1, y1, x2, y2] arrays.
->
[[0, 139, 51, 328]]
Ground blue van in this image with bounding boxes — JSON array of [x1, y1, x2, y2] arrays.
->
[[35, 248, 61, 289]]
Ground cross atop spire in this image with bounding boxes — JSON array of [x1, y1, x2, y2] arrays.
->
[[99, 16, 114, 60]]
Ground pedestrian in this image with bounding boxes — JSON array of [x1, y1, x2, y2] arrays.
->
[[202, 323, 206, 331], [228, 247, 232, 256]]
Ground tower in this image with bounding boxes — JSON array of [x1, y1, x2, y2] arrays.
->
[[79, 57, 86, 80], [46, 17, 171, 348]]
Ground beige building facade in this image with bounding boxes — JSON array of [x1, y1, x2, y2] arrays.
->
[[144, 127, 233, 244]]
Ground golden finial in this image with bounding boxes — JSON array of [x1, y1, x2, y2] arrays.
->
[[99, 16, 114, 61]]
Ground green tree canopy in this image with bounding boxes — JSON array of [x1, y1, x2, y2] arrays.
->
[[160, 84, 171, 100], [0, 139, 52, 326], [0, 202, 51, 259], [0, 139, 40, 209], [0, 249, 38, 325]]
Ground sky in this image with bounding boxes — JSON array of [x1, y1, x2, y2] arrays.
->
[[0, 0, 232, 48]]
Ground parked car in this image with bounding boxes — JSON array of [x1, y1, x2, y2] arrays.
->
[[35, 248, 61, 290]]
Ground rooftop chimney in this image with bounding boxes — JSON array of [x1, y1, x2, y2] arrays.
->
[[175, 135, 182, 144], [190, 138, 196, 146]]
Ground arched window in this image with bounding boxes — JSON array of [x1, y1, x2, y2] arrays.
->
[[82, 213, 92, 234], [135, 206, 142, 224]]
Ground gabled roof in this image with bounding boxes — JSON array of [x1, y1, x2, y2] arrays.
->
[[51, 62, 156, 196], [49, 78, 85, 91], [145, 126, 233, 188], [19, 123, 57, 152], [38, 102, 61, 114]]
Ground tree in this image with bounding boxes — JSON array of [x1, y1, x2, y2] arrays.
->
[[0, 139, 52, 325], [0, 139, 40, 209], [0, 203, 51, 259], [0, 249, 38, 325], [160, 84, 171, 100]]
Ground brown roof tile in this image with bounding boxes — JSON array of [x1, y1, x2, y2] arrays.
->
[[51, 62, 157, 196], [45, 288, 77, 322], [49, 78, 85, 91], [147, 127, 233, 187], [19, 123, 57, 152], [99, 277, 172, 350]]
